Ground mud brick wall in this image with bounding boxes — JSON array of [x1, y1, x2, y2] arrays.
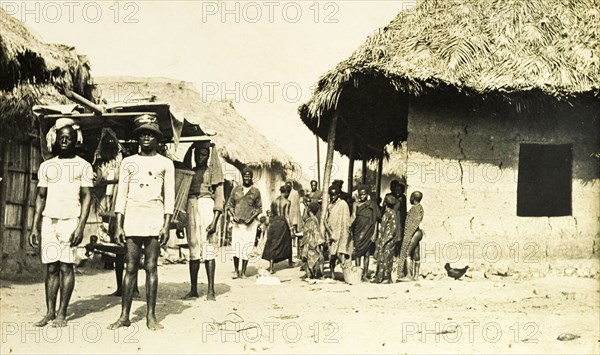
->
[[404, 98, 599, 267]]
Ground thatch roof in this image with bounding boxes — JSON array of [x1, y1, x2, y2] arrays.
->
[[95, 77, 295, 169], [299, 0, 600, 160], [0, 8, 93, 139]]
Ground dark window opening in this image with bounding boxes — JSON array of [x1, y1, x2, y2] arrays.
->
[[517, 144, 572, 217]]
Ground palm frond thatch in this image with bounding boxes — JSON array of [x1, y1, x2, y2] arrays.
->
[[0, 8, 93, 139], [95, 77, 295, 169], [299, 0, 600, 160]]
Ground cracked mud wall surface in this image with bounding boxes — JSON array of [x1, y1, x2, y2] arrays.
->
[[403, 98, 599, 262]]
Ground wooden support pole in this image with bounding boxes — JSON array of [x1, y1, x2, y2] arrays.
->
[[401, 141, 409, 188], [42, 112, 158, 119], [64, 88, 105, 115], [374, 155, 383, 243], [375, 154, 384, 202], [319, 113, 339, 236], [347, 140, 355, 195], [316, 135, 321, 189], [362, 160, 368, 184]]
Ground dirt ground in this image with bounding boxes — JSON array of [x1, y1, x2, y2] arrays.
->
[[1, 247, 599, 355]]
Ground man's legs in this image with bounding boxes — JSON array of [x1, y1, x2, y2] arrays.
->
[[373, 257, 382, 284], [233, 257, 240, 278], [382, 249, 394, 283], [112, 254, 125, 296], [337, 252, 350, 268], [183, 260, 201, 299], [296, 236, 303, 262], [103, 255, 114, 269], [407, 230, 423, 279], [53, 262, 75, 327], [362, 255, 370, 281], [400, 230, 423, 281], [184, 197, 201, 297], [35, 262, 60, 327], [110, 250, 139, 297], [241, 259, 249, 278], [411, 244, 421, 281], [143, 237, 162, 330], [232, 221, 241, 278], [108, 238, 142, 329], [329, 255, 337, 279], [205, 259, 216, 301]]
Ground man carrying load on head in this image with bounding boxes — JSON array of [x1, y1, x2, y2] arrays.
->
[[180, 140, 224, 301], [29, 118, 93, 328]]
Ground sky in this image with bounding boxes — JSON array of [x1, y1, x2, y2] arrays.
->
[[6, 0, 413, 185]]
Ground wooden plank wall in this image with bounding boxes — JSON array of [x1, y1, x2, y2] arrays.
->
[[1, 139, 39, 258]]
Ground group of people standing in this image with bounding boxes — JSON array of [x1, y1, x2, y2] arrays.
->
[[28, 113, 424, 332], [301, 180, 425, 285]]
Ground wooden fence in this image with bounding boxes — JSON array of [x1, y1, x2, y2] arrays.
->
[[0, 138, 40, 266]]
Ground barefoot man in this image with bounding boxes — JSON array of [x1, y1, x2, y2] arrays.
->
[[350, 184, 380, 281], [226, 167, 262, 278], [181, 141, 224, 300], [324, 184, 352, 279], [29, 119, 93, 327], [262, 185, 293, 273], [109, 114, 174, 331]]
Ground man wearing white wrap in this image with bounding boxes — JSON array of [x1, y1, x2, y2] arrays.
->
[[226, 167, 262, 279]]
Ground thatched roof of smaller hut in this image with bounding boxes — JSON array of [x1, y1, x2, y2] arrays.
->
[[95, 77, 295, 169], [299, 0, 600, 160], [0, 8, 93, 139]]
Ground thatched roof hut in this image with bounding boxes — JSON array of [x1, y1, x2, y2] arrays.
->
[[94, 77, 302, 205], [299, 0, 600, 160], [0, 8, 93, 139], [299, 0, 599, 262], [95, 77, 295, 170], [0, 9, 94, 273]]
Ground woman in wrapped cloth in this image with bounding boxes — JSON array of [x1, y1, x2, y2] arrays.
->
[[262, 185, 293, 273], [373, 194, 400, 283], [350, 184, 380, 281], [301, 202, 325, 278], [181, 141, 224, 300]]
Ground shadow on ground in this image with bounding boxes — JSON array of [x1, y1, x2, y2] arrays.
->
[[127, 282, 231, 324], [67, 293, 123, 322], [1, 259, 117, 286]]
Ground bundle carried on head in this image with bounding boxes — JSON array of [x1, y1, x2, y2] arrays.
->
[[45, 118, 83, 151]]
